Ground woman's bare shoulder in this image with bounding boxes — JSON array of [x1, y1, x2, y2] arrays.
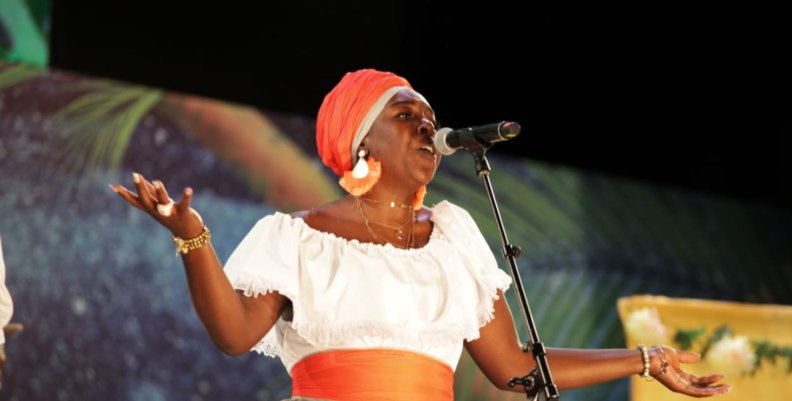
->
[[290, 197, 362, 239]]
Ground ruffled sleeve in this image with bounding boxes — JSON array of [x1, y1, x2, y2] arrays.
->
[[431, 201, 513, 341], [223, 213, 300, 356]]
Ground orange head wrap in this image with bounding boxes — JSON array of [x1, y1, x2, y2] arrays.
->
[[316, 69, 411, 176], [316, 69, 428, 209]]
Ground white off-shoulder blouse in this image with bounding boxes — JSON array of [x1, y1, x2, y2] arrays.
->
[[223, 200, 512, 374]]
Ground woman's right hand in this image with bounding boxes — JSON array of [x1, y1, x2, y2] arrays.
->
[[110, 172, 205, 239]]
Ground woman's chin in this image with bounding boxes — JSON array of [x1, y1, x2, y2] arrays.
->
[[413, 170, 437, 187]]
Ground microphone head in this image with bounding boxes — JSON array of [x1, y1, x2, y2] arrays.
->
[[433, 127, 457, 156], [499, 121, 521, 139]]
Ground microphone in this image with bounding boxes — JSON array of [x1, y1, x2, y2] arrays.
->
[[433, 121, 521, 155]]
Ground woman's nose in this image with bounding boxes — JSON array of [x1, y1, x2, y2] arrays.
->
[[417, 118, 436, 138]]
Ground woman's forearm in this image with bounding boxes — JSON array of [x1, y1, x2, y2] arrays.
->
[[543, 347, 644, 390], [489, 347, 644, 392], [179, 243, 273, 355]]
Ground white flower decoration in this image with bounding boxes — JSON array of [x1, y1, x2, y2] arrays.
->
[[706, 335, 756, 377], [625, 307, 670, 346]]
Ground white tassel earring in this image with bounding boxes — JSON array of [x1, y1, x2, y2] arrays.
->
[[339, 147, 381, 196], [351, 148, 370, 178]]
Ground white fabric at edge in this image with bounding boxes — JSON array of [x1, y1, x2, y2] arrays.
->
[[0, 236, 15, 344]]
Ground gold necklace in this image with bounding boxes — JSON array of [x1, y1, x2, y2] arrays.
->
[[359, 204, 413, 240], [359, 196, 412, 210], [355, 196, 415, 248], [358, 196, 413, 239]]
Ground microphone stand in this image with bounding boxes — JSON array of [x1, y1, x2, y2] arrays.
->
[[461, 137, 560, 400]]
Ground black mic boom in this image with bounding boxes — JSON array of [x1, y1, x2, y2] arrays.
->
[[434, 121, 521, 155]]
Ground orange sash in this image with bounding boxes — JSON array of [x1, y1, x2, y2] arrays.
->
[[290, 349, 454, 401]]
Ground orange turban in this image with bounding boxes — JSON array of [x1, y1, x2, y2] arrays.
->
[[316, 69, 412, 176]]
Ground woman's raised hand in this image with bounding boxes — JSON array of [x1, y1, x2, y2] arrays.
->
[[110, 172, 205, 239]]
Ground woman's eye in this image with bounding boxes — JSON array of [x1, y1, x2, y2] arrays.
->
[[397, 112, 412, 119]]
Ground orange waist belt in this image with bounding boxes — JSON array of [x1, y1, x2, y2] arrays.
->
[[291, 349, 454, 401]]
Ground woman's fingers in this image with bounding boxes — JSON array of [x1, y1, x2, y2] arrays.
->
[[677, 350, 702, 364], [687, 382, 731, 397], [176, 187, 193, 214], [152, 180, 175, 217], [691, 373, 725, 387], [133, 172, 157, 210], [112, 174, 201, 232], [116, 173, 173, 217], [661, 364, 730, 397], [109, 184, 145, 211], [152, 180, 171, 203]]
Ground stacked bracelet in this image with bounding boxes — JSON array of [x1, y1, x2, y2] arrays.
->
[[172, 226, 211, 255], [637, 345, 671, 382], [637, 344, 652, 381]]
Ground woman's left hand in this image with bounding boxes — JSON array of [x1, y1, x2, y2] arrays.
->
[[651, 346, 731, 397]]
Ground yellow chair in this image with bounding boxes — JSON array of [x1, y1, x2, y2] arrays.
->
[[617, 295, 792, 401]]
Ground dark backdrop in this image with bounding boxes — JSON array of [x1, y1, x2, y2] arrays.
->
[[50, 2, 791, 209]]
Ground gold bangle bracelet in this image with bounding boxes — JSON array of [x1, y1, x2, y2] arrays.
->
[[172, 226, 211, 255]]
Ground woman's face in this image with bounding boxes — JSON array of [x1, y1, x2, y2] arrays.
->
[[363, 89, 441, 187]]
